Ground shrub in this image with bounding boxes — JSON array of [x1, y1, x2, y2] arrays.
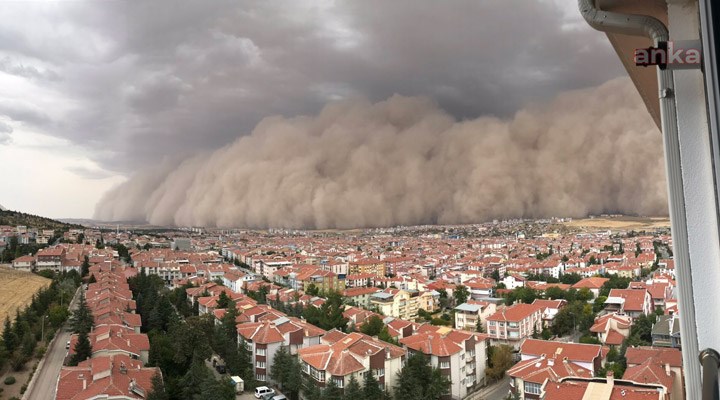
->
[[4, 376, 16, 385], [20, 383, 27, 394]]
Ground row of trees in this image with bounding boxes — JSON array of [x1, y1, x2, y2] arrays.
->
[[128, 268, 250, 399], [1, 271, 79, 371], [67, 291, 94, 366]]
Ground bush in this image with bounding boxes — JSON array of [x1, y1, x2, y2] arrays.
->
[[35, 346, 46, 358], [4, 376, 16, 385], [20, 383, 27, 394]]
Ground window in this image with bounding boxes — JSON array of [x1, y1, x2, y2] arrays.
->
[[256, 348, 266, 356], [256, 361, 266, 369], [334, 378, 344, 388], [374, 368, 385, 377], [310, 367, 325, 382], [257, 374, 266, 381], [524, 382, 542, 395], [439, 361, 450, 369]]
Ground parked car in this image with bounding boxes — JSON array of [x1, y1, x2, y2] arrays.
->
[[271, 395, 287, 400], [255, 387, 274, 399], [66, 340, 70, 349]]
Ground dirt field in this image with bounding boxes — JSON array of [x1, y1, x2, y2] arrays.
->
[[0, 266, 51, 323], [564, 216, 670, 231]]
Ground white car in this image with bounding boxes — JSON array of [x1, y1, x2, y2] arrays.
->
[[254, 387, 274, 399]]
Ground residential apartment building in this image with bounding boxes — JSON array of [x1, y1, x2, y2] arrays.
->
[[604, 288, 654, 319], [342, 286, 380, 308], [589, 313, 632, 347], [297, 331, 405, 393], [486, 304, 542, 347], [400, 325, 488, 400], [454, 300, 497, 332], [348, 259, 386, 277], [512, 339, 606, 398], [369, 289, 419, 320], [237, 317, 325, 383]]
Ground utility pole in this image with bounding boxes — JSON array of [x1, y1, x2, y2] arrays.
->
[[41, 315, 48, 343]]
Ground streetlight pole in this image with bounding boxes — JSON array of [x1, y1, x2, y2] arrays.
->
[[41, 315, 47, 343]]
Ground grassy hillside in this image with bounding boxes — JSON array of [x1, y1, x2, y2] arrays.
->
[[0, 209, 84, 230]]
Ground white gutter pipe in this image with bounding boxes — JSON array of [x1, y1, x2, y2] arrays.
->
[[577, 1, 700, 399]]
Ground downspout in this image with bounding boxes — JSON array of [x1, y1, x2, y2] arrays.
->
[[577, 1, 701, 399]]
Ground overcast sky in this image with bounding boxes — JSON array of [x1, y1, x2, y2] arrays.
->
[[0, 0, 625, 219]]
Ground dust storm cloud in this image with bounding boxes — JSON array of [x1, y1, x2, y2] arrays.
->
[[94, 78, 667, 229]]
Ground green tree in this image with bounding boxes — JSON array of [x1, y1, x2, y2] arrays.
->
[[3, 317, 17, 354], [363, 370, 384, 399], [284, 356, 304, 400], [453, 285, 470, 305], [270, 345, 291, 389], [69, 292, 94, 335], [70, 330, 92, 365], [544, 286, 566, 300], [146, 372, 169, 400], [576, 288, 593, 302], [486, 345, 514, 381], [195, 375, 235, 400], [322, 379, 343, 400], [81, 255, 90, 277], [217, 292, 232, 309], [476, 318, 485, 333], [360, 316, 385, 336], [303, 375, 322, 400], [344, 374, 363, 400], [181, 357, 212, 399], [394, 352, 450, 400], [305, 283, 320, 296]]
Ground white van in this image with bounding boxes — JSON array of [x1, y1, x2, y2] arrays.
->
[[254, 387, 274, 398]]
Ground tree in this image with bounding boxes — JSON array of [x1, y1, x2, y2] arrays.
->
[[544, 286, 566, 300], [146, 372, 169, 400], [181, 357, 213, 399], [303, 375, 322, 400], [217, 291, 232, 310], [270, 346, 292, 390], [71, 330, 92, 365], [363, 370, 384, 400], [284, 356, 304, 400], [81, 256, 90, 277], [70, 292, 94, 335], [453, 285, 470, 305], [305, 283, 320, 296], [360, 316, 384, 336], [486, 345, 514, 381], [394, 352, 450, 400], [344, 375, 363, 400], [303, 291, 348, 331], [476, 318, 485, 333], [322, 379, 343, 400], [3, 317, 17, 354], [195, 375, 235, 400]]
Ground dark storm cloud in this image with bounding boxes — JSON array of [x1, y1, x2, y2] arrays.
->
[[0, 0, 624, 172]]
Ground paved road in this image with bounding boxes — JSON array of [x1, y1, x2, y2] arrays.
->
[[24, 287, 81, 400], [467, 378, 511, 400]]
